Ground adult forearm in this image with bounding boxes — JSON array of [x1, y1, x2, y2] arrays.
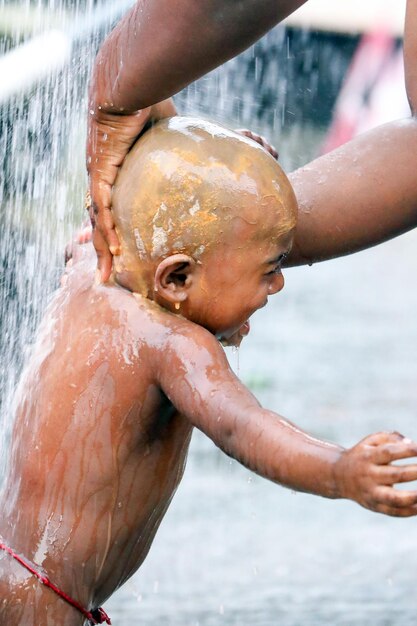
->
[[405, 0, 417, 114], [90, 0, 307, 112], [288, 0, 417, 267], [287, 118, 417, 266]]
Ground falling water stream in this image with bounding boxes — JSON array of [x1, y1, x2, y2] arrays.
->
[[0, 0, 105, 457], [1, 4, 417, 624]]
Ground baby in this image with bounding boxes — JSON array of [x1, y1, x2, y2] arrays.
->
[[1, 118, 417, 626]]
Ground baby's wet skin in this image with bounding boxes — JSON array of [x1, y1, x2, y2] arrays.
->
[[3, 117, 417, 625], [0, 266, 197, 615], [0, 197, 295, 616], [0, 222, 293, 619], [0, 174, 297, 621], [4, 247, 417, 623]]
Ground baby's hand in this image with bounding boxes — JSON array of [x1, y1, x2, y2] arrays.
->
[[235, 128, 278, 159], [335, 432, 417, 516], [64, 219, 93, 265]]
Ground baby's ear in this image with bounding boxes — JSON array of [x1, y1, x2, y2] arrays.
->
[[154, 254, 195, 304]]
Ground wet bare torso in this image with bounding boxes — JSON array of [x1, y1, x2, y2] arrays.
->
[[0, 257, 193, 610]]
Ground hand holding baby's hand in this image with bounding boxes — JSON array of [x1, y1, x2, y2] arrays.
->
[[335, 431, 417, 516]]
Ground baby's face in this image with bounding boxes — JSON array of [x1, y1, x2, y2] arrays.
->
[[185, 224, 294, 347]]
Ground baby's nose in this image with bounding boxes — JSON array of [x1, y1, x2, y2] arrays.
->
[[268, 271, 285, 295]]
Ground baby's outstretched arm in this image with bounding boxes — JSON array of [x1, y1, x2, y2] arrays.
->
[[156, 325, 417, 516]]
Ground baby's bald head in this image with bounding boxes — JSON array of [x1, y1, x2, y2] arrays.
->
[[112, 117, 297, 296]]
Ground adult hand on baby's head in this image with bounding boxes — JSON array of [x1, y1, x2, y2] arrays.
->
[[86, 98, 177, 282], [87, 107, 151, 281], [235, 128, 279, 160], [335, 431, 417, 517]]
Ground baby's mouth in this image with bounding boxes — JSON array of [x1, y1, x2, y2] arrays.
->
[[239, 320, 250, 337], [218, 320, 250, 347]]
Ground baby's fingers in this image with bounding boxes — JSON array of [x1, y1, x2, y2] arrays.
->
[[363, 431, 404, 446], [374, 485, 417, 511], [373, 440, 417, 465], [376, 503, 417, 518], [378, 463, 417, 485]]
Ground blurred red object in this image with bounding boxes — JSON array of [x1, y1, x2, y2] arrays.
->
[[321, 29, 409, 153]]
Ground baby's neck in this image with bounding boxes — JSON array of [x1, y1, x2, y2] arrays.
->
[[114, 268, 152, 298]]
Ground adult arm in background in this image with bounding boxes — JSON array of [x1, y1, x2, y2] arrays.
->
[[88, 0, 417, 277], [286, 0, 417, 266], [87, 0, 308, 280]]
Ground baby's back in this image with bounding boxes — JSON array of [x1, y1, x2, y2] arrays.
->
[[0, 258, 192, 605]]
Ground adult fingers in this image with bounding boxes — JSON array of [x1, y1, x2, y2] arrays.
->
[[88, 183, 120, 282], [92, 227, 113, 283], [95, 205, 120, 255], [235, 128, 279, 159], [258, 134, 278, 159]]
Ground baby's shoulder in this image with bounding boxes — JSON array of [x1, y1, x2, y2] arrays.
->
[[95, 284, 208, 343], [65, 275, 221, 369], [111, 290, 221, 358]]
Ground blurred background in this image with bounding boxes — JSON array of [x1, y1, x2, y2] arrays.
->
[[1, 0, 417, 623]]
